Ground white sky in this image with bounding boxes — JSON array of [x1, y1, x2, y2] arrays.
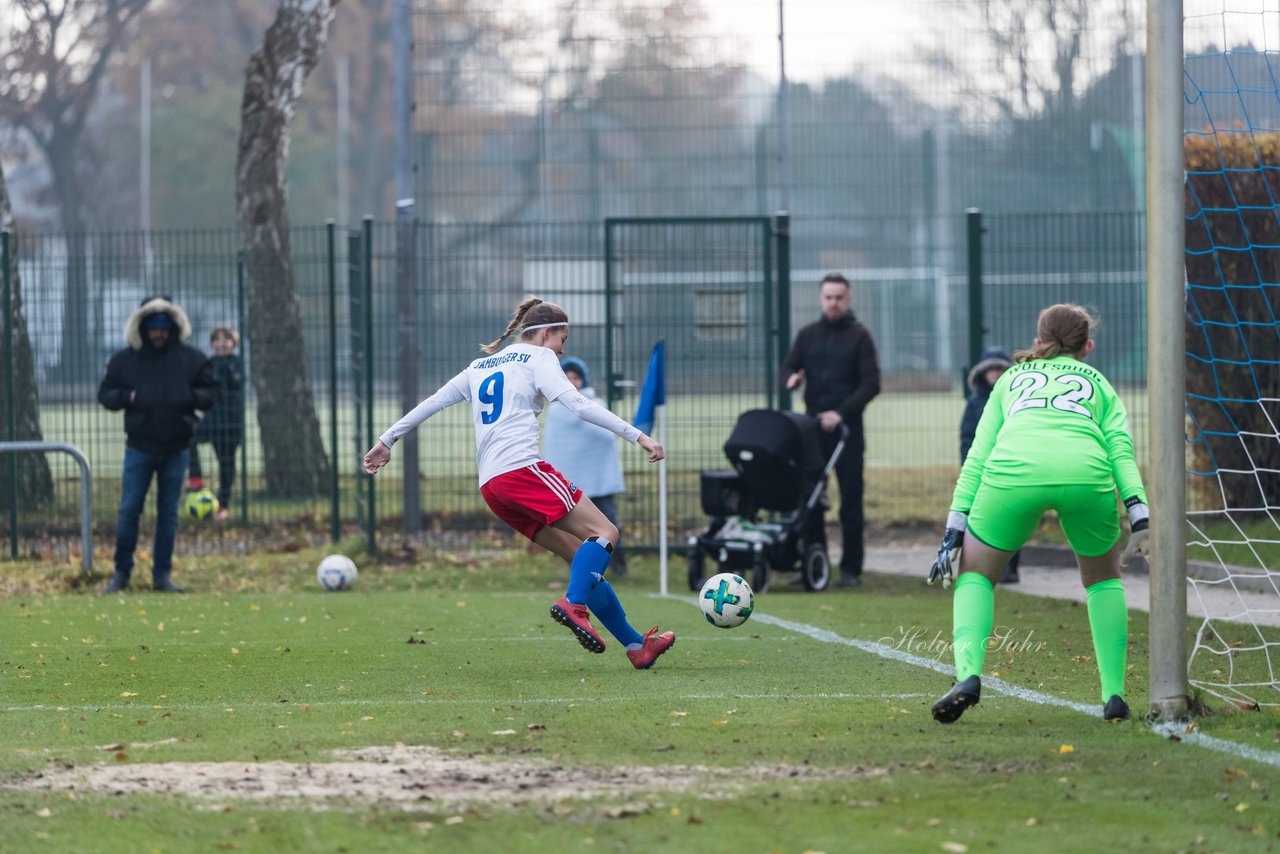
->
[[699, 0, 927, 84]]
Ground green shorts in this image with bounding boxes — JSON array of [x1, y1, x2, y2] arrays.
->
[[967, 480, 1121, 557]]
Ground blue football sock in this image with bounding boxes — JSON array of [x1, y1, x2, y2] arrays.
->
[[586, 579, 644, 648], [566, 538, 612, 604]]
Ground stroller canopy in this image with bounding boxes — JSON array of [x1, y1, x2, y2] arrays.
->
[[723, 409, 826, 511]]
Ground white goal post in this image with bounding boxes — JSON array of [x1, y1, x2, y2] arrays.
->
[[1146, 0, 1190, 721]]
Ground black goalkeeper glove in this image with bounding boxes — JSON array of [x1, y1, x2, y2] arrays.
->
[[928, 511, 968, 589]]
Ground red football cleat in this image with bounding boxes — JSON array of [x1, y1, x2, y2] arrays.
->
[[550, 596, 606, 653], [626, 626, 676, 670]]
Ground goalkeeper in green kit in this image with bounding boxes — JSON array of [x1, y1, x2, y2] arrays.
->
[[927, 304, 1150, 724]]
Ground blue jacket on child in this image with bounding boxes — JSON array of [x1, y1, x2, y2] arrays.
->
[[542, 357, 626, 497], [959, 348, 1012, 462]]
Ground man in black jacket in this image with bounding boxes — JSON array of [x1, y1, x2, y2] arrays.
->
[[781, 273, 881, 588], [98, 296, 217, 593]]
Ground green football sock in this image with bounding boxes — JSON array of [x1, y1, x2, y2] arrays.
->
[[1086, 578, 1128, 702], [952, 573, 995, 682]]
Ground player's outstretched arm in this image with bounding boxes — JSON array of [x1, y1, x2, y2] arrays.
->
[[637, 433, 665, 463], [363, 441, 392, 475]]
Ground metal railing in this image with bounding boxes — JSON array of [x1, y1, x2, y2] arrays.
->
[[0, 441, 92, 575]]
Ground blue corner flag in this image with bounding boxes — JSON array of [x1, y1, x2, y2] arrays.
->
[[633, 340, 665, 434]]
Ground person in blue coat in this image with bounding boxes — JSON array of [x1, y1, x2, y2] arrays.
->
[[543, 357, 629, 574], [960, 347, 1020, 584]]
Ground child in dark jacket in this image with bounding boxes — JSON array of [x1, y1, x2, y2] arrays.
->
[[187, 326, 244, 520], [960, 348, 1020, 583]]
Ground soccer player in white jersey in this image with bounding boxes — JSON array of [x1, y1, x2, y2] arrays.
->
[[363, 297, 675, 669]]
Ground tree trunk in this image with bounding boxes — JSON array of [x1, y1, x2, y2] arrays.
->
[[235, 0, 339, 498], [0, 164, 54, 511]]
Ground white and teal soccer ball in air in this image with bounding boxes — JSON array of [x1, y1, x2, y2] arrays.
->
[[699, 572, 754, 628], [316, 554, 358, 591]]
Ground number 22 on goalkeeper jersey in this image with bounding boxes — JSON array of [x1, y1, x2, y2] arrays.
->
[[952, 355, 1146, 507]]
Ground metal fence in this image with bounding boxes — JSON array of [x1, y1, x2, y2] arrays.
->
[[0, 211, 1146, 560]]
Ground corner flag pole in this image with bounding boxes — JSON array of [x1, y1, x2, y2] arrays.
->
[[634, 341, 667, 595], [657, 397, 668, 596]]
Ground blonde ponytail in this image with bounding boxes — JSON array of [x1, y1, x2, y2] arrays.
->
[[481, 297, 545, 354]]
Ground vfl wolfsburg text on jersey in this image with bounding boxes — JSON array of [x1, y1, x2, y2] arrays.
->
[[951, 356, 1146, 510]]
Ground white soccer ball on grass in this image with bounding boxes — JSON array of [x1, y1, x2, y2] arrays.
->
[[316, 554, 358, 591], [699, 572, 754, 628]]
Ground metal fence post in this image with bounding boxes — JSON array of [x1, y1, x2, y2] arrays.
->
[[762, 218, 776, 411], [774, 212, 791, 412], [236, 250, 248, 523], [347, 227, 366, 549], [966, 208, 985, 384], [363, 216, 376, 556], [603, 219, 616, 411], [327, 221, 340, 543], [2, 229, 14, 558]]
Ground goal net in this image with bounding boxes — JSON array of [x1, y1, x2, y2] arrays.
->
[[1183, 1, 1280, 708]]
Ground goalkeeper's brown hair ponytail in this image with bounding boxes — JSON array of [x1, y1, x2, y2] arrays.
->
[[480, 297, 569, 354], [1014, 303, 1096, 363]]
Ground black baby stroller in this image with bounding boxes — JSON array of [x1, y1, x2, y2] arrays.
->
[[687, 409, 847, 594]]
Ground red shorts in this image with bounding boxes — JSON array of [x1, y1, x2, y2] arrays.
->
[[480, 462, 582, 541]]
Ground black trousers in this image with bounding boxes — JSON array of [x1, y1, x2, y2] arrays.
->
[[819, 427, 865, 577], [189, 435, 239, 509]]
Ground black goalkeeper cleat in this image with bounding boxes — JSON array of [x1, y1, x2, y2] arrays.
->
[[1103, 695, 1130, 722], [932, 675, 981, 724]]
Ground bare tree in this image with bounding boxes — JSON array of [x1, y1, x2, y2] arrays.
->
[[236, 0, 339, 497], [0, 162, 54, 509], [925, 0, 1135, 122], [0, 0, 151, 382]]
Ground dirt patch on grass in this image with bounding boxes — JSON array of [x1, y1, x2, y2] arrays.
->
[[12, 744, 885, 810]]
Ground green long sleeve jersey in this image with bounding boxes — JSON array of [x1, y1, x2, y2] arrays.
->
[[951, 356, 1147, 512]]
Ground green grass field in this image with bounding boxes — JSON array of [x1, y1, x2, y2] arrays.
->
[[1, 544, 1279, 853]]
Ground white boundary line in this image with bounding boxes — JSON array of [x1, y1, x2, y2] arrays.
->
[[738, 607, 1280, 770]]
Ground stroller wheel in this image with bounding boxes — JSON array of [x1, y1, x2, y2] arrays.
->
[[687, 550, 706, 592], [802, 543, 831, 592], [751, 552, 770, 594]]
